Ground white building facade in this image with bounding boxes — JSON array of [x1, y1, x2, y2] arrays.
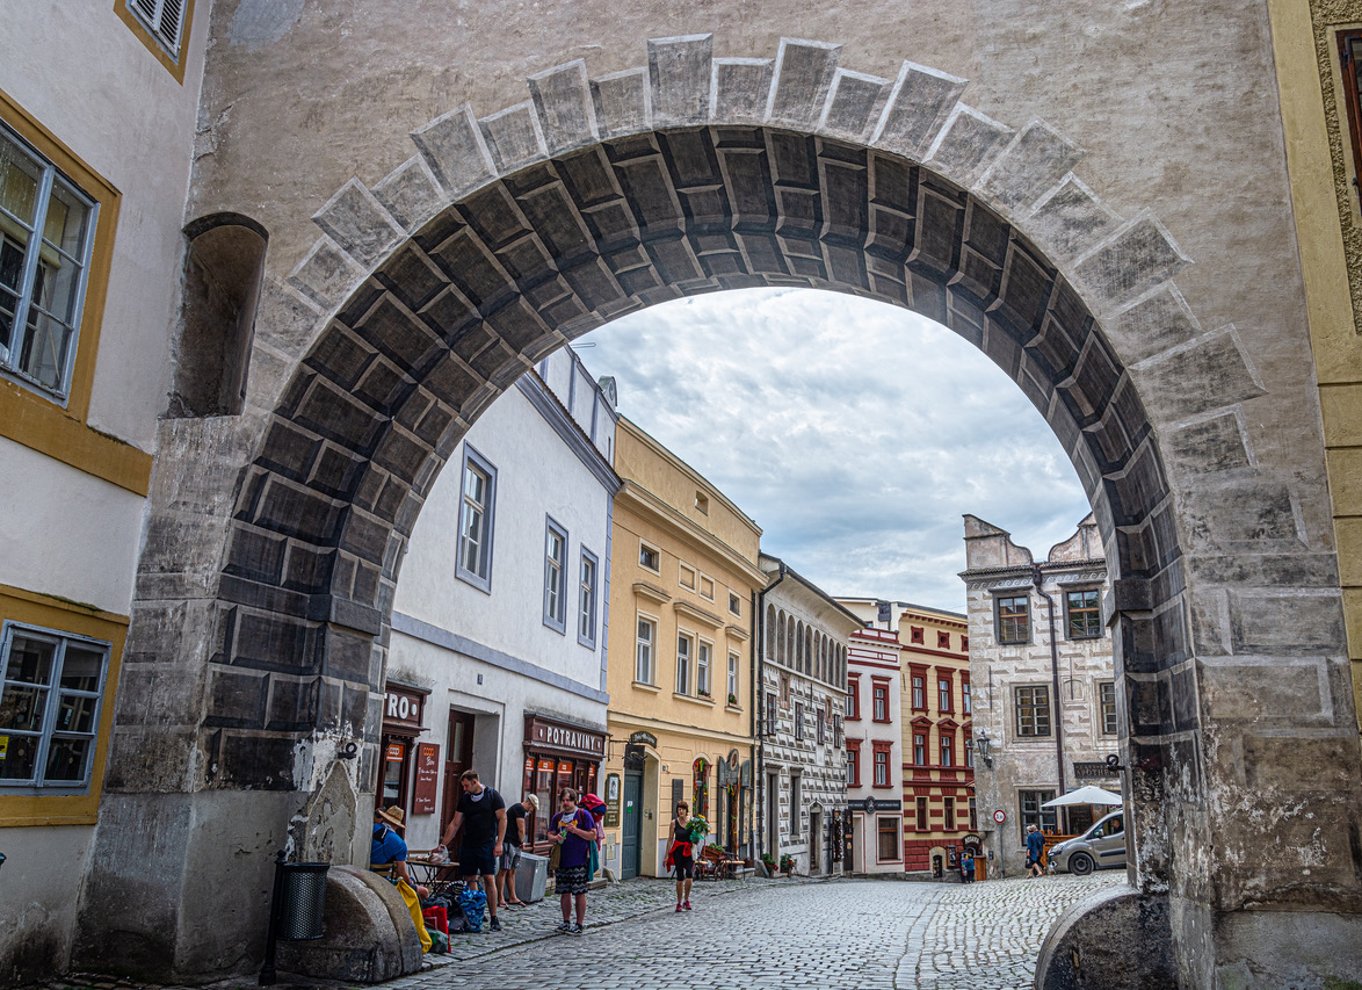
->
[[843, 627, 904, 875], [960, 514, 1120, 878], [756, 555, 857, 876], [383, 349, 618, 853]]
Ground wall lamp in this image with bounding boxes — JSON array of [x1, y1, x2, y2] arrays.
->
[[967, 729, 994, 769]]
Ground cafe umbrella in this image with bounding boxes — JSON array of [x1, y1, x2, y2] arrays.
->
[[1040, 785, 1123, 808]]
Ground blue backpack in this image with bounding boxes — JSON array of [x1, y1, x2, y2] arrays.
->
[[458, 886, 487, 933]]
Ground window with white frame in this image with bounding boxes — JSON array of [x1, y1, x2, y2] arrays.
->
[[1099, 681, 1119, 735], [676, 633, 692, 695], [728, 592, 741, 616], [873, 747, 889, 786], [576, 548, 598, 647], [635, 615, 655, 684], [726, 651, 738, 703], [0, 622, 109, 790], [962, 678, 972, 715], [125, 0, 187, 55], [456, 448, 496, 590], [1015, 685, 1052, 738], [639, 542, 660, 572], [696, 640, 712, 697], [542, 518, 568, 632], [0, 124, 96, 400]]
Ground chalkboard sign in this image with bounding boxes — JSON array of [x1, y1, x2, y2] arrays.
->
[[413, 742, 440, 815]]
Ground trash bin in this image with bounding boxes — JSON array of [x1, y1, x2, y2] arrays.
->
[[277, 861, 329, 941], [515, 851, 548, 903]]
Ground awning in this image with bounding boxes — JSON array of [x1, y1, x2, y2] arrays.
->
[[1041, 785, 1123, 808]]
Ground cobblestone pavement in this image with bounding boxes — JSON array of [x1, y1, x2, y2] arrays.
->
[[43, 872, 1121, 990]]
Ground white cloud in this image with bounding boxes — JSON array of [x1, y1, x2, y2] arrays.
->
[[577, 287, 1091, 612]]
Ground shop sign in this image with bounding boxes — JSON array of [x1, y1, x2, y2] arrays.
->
[[847, 797, 901, 812], [628, 730, 658, 749], [413, 742, 440, 815], [384, 685, 425, 730], [385, 741, 406, 763], [1073, 761, 1118, 780], [605, 772, 621, 828], [526, 716, 606, 758]]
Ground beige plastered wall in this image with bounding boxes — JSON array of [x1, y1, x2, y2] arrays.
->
[[1270, 0, 1362, 731]]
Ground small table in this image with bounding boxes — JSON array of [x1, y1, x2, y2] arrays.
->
[[406, 856, 460, 891]]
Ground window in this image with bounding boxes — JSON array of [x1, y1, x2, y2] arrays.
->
[[873, 747, 889, 787], [726, 651, 739, 703], [969, 797, 977, 831], [1015, 685, 1052, 737], [913, 732, 926, 765], [965, 735, 974, 769], [846, 740, 861, 787], [542, 518, 568, 632], [692, 757, 709, 818], [794, 701, 805, 741], [910, 673, 926, 710], [576, 549, 598, 647], [1066, 589, 1102, 640], [938, 676, 952, 713], [1339, 31, 1362, 202], [696, 640, 712, 697], [1100, 681, 1119, 735], [728, 592, 741, 616], [790, 772, 802, 838], [816, 706, 826, 744], [765, 691, 779, 734], [833, 713, 843, 746], [694, 490, 709, 514], [937, 630, 951, 649], [943, 796, 956, 831], [456, 448, 496, 590], [679, 563, 696, 591], [639, 542, 660, 572], [124, 0, 187, 57], [940, 733, 953, 767], [872, 681, 889, 722], [0, 622, 109, 790], [699, 575, 714, 600], [961, 635, 969, 651], [962, 677, 972, 716], [635, 616, 655, 684], [996, 594, 1030, 644], [908, 625, 923, 644], [877, 815, 899, 861], [915, 796, 928, 830], [1020, 789, 1059, 838], [0, 124, 96, 401], [676, 634, 692, 695], [846, 674, 860, 720]]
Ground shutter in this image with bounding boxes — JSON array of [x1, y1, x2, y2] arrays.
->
[[158, 0, 184, 49]]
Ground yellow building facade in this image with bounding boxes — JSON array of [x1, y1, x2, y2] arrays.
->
[[602, 419, 762, 879]]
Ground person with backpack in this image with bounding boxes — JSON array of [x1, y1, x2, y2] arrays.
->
[[549, 788, 596, 935], [441, 769, 507, 932]]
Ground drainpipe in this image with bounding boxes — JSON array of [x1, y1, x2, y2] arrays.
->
[[1032, 565, 1067, 810], [756, 561, 790, 866]]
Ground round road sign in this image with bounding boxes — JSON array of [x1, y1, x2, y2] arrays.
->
[[992, 809, 1007, 824]]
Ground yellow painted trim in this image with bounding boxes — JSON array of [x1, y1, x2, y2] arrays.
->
[[0, 584, 128, 828], [113, 0, 196, 85], [0, 89, 151, 497]]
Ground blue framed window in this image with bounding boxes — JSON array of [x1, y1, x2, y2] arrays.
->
[[543, 517, 568, 633], [0, 621, 110, 791], [577, 547, 598, 648], [455, 447, 496, 592]]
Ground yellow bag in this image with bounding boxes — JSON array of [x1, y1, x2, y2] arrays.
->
[[394, 877, 432, 953]]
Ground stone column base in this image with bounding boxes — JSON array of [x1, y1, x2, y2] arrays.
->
[[1035, 884, 1176, 989], [275, 867, 422, 983]]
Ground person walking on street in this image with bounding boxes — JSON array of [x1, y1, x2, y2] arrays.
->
[[961, 849, 976, 883], [665, 801, 696, 912], [441, 770, 508, 931], [1025, 824, 1046, 878], [550, 788, 596, 935], [499, 793, 538, 907]]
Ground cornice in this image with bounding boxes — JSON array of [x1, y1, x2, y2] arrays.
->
[[616, 482, 764, 585], [633, 580, 672, 605], [674, 599, 724, 629]]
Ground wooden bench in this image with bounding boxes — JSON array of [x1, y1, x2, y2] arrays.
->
[[698, 844, 742, 880]]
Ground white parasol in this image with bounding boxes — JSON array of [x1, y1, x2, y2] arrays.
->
[[1041, 785, 1123, 808]]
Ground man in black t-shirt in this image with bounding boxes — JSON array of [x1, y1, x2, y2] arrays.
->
[[442, 769, 507, 930], [498, 793, 538, 906]]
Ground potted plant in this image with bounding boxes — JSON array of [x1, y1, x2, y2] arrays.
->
[[686, 814, 710, 845], [779, 853, 795, 876], [760, 852, 777, 876], [727, 692, 738, 706]]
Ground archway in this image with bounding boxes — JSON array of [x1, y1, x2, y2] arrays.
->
[[83, 34, 1362, 988]]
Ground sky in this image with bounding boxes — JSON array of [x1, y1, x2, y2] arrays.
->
[[575, 287, 1092, 615]]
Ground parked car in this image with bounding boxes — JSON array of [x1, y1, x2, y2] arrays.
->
[[1047, 810, 1126, 875]]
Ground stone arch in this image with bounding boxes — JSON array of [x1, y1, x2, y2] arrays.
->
[[94, 31, 1362, 987], [776, 608, 787, 663], [765, 603, 777, 660]]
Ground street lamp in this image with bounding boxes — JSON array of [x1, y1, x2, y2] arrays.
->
[[967, 729, 994, 769]]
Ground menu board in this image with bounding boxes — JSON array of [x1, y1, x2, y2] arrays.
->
[[413, 742, 440, 815]]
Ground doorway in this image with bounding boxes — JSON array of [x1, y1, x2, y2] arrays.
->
[[622, 768, 643, 880], [766, 772, 780, 859], [810, 807, 822, 874], [442, 709, 475, 834]]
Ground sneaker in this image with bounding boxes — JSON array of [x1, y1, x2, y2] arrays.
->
[[489, 916, 501, 932], [683, 900, 692, 911], [556, 920, 572, 933], [675, 904, 683, 913], [567, 923, 583, 935]]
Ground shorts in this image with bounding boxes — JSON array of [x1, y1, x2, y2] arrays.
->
[[499, 844, 522, 872], [1027, 852, 1043, 867], [674, 855, 694, 880], [459, 840, 498, 877], [555, 864, 590, 895]]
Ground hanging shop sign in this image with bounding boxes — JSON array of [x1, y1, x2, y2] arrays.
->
[[846, 797, 902, 813], [628, 730, 658, 749], [413, 742, 440, 815], [384, 685, 425, 732], [1073, 760, 1119, 780], [605, 772, 621, 828]]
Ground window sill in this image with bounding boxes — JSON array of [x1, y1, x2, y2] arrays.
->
[[725, 704, 743, 714], [674, 692, 716, 708], [632, 680, 661, 693]]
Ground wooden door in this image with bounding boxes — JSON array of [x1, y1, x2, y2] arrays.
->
[[441, 710, 475, 839], [622, 769, 642, 879]]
